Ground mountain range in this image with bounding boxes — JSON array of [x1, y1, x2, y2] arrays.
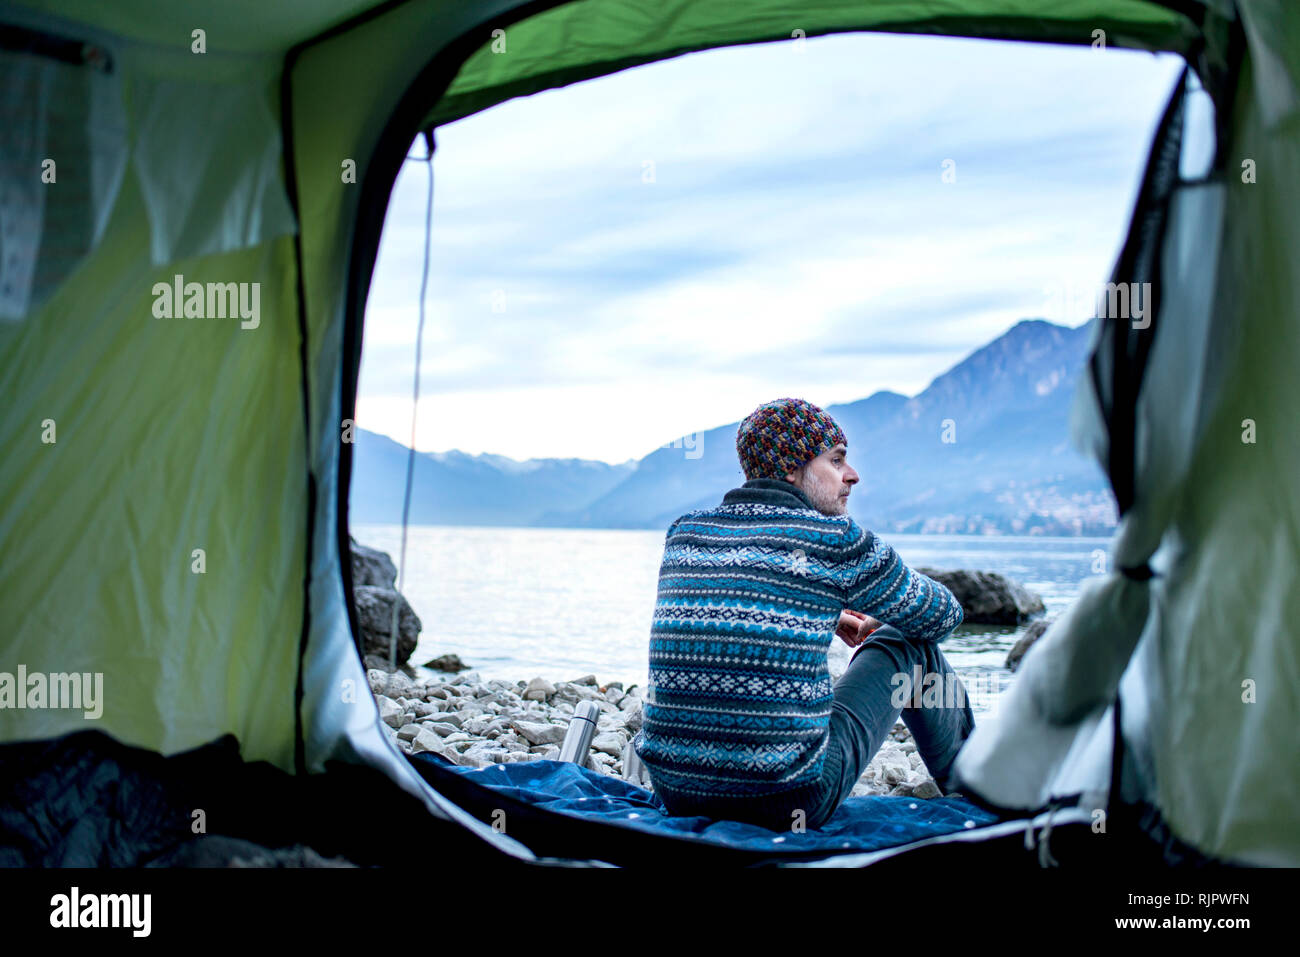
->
[[348, 317, 1118, 535]]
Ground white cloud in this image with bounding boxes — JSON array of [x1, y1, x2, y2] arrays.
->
[[356, 30, 1184, 462]]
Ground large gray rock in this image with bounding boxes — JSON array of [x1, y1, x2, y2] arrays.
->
[[622, 698, 644, 734], [523, 677, 556, 701], [412, 728, 454, 758], [512, 720, 567, 746], [350, 538, 398, 589], [916, 567, 1046, 625], [587, 751, 616, 775], [422, 711, 462, 728], [376, 695, 404, 728], [591, 731, 626, 756], [354, 585, 422, 665], [368, 668, 415, 699], [423, 653, 470, 673], [597, 714, 627, 733], [912, 779, 942, 800], [876, 746, 912, 786], [462, 744, 508, 766], [462, 714, 497, 736], [1006, 617, 1054, 672]]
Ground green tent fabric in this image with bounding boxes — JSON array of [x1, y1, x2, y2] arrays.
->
[[1, 0, 1295, 866]]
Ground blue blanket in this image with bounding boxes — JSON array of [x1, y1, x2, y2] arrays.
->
[[417, 756, 1002, 855]]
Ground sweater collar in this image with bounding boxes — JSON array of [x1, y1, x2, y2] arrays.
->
[[722, 477, 817, 511]]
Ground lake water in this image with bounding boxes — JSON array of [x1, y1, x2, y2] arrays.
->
[[353, 524, 1110, 719]]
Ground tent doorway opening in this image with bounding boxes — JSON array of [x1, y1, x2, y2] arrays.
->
[[345, 28, 1203, 861]]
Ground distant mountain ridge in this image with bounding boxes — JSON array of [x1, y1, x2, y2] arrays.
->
[[348, 431, 638, 526], [349, 317, 1118, 535]]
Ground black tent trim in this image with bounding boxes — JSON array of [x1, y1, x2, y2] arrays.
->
[[333, 0, 574, 668], [1085, 8, 1246, 865], [281, 23, 316, 779], [281, 0, 578, 774], [1086, 6, 1245, 525], [0, 20, 111, 72], [319, 1, 1238, 864]]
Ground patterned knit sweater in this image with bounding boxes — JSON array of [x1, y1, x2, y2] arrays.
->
[[634, 477, 964, 810]]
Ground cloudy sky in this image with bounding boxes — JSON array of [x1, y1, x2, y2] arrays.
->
[[356, 30, 1184, 465]]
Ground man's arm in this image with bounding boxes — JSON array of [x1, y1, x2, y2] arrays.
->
[[840, 521, 964, 641]]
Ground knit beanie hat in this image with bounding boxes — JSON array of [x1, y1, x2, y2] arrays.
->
[[736, 397, 847, 481]]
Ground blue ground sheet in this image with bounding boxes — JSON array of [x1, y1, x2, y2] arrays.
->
[[414, 754, 1004, 855]]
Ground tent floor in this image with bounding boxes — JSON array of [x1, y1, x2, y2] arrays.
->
[[0, 730, 1236, 869], [404, 749, 1235, 869]]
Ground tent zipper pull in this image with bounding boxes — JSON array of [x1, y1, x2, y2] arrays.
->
[[1025, 800, 1062, 867]]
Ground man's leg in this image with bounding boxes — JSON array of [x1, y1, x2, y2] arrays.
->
[[822, 624, 975, 817], [889, 632, 976, 794], [817, 627, 914, 818]]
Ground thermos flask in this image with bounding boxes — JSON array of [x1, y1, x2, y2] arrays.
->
[[558, 699, 600, 764], [622, 729, 647, 786]]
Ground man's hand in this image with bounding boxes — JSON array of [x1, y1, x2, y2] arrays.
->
[[836, 608, 883, 647]]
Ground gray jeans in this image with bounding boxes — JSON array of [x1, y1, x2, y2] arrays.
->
[[804, 622, 976, 827]]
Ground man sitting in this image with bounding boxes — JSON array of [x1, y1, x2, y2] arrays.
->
[[634, 396, 974, 831]]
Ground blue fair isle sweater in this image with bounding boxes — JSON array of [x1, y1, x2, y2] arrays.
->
[[634, 477, 964, 815]]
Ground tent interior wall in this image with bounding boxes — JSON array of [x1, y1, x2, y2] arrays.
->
[[1, 0, 1295, 867]]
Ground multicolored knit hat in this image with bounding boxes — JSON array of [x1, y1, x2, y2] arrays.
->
[[736, 397, 847, 481]]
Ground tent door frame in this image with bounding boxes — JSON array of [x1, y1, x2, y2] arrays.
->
[[308, 1, 1229, 864]]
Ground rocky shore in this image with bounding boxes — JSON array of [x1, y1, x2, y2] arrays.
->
[[369, 667, 945, 800]]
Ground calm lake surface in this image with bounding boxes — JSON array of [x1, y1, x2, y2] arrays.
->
[[353, 524, 1111, 718]]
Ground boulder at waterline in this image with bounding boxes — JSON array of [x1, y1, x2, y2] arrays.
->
[[1006, 617, 1054, 672], [916, 567, 1046, 625], [353, 585, 421, 665]]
